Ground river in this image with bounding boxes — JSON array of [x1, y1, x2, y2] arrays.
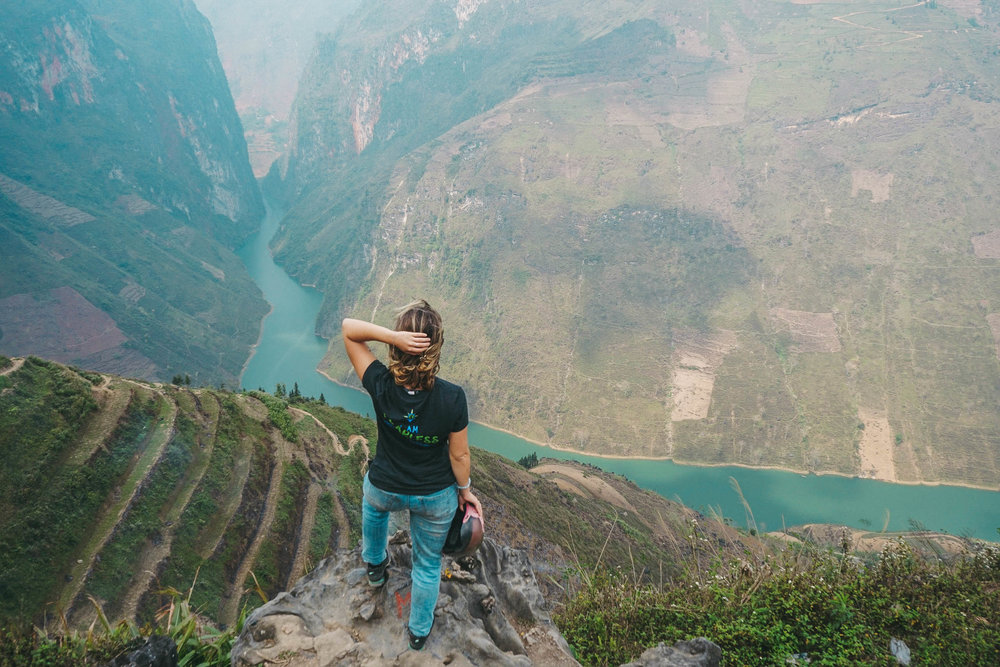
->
[[237, 206, 1000, 541]]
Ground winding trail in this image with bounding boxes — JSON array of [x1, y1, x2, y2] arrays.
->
[[832, 1, 927, 47], [288, 407, 369, 457], [0, 357, 24, 376]]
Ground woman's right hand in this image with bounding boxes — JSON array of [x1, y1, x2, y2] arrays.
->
[[459, 487, 483, 520], [394, 330, 431, 355]]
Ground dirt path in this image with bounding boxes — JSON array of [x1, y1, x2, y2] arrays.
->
[[0, 357, 24, 376], [117, 392, 221, 623], [61, 390, 178, 620], [832, 2, 926, 47], [289, 407, 370, 458], [289, 407, 349, 454], [348, 434, 370, 459], [219, 431, 289, 627], [286, 482, 322, 588]]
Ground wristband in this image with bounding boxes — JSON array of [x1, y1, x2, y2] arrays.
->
[[456, 478, 471, 490]]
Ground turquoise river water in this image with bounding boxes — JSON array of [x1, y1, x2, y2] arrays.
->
[[237, 206, 1000, 541]]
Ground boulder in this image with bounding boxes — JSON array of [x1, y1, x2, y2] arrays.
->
[[231, 533, 578, 666], [620, 638, 722, 667], [105, 635, 178, 667]]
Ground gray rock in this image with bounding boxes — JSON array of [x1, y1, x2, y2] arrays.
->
[[230, 535, 578, 666], [105, 635, 178, 667], [620, 638, 722, 667]]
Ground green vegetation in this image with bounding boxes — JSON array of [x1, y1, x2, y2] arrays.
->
[[0, 359, 153, 620], [249, 390, 298, 442], [558, 542, 1000, 666], [0, 585, 243, 666], [86, 412, 196, 614], [308, 492, 339, 566], [253, 459, 311, 598], [0, 1, 267, 387]]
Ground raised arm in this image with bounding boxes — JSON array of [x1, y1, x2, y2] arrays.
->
[[341, 318, 430, 381], [448, 427, 483, 518]]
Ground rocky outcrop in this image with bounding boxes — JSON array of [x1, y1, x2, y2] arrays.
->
[[231, 530, 724, 667], [231, 533, 578, 666]]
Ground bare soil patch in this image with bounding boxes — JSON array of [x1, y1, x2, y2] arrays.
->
[[857, 408, 896, 481], [769, 308, 842, 353], [671, 329, 738, 422], [971, 230, 1000, 259], [851, 169, 894, 203], [987, 314, 1000, 360], [532, 463, 637, 513], [795, 524, 972, 557], [0, 287, 156, 378]]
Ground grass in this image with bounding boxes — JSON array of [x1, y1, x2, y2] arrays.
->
[[84, 412, 196, 614], [557, 540, 1000, 666], [252, 459, 310, 598], [0, 360, 150, 620]]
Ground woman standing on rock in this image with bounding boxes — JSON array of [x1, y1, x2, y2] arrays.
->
[[342, 300, 483, 651]]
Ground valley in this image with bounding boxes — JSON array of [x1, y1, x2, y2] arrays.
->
[[259, 0, 1000, 489]]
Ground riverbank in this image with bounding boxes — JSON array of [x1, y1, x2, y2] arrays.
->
[[316, 362, 999, 493]]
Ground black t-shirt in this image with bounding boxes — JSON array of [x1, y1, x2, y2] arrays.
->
[[362, 360, 469, 495]]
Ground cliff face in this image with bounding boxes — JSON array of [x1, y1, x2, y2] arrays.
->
[[1, 0, 262, 239], [193, 0, 362, 177], [0, 0, 268, 383], [273, 0, 1000, 487]]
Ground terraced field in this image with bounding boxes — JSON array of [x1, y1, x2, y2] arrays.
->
[[0, 356, 374, 628]]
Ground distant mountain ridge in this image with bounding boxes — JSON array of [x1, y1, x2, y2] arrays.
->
[[0, 0, 268, 384], [270, 0, 1000, 488]]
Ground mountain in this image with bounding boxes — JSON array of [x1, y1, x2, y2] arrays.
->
[[193, 0, 363, 178], [269, 0, 1000, 488], [0, 354, 742, 629], [0, 0, 268, 385]]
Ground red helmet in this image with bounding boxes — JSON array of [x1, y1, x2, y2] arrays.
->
[[443, 503, 484, 557]]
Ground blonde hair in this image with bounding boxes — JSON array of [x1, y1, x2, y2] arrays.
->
[[388, 300, 443, 391]]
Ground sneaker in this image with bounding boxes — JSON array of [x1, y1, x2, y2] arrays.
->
[[408, 624, 431, 651], [366, 556, 389, 587]]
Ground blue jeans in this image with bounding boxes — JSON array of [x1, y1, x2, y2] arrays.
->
[[362, 474, 457, 636]]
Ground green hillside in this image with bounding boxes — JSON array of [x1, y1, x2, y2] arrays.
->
[[0, 355, 731, 629], [2, 354, 997, 666], [271, 0, 1000, 487]]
